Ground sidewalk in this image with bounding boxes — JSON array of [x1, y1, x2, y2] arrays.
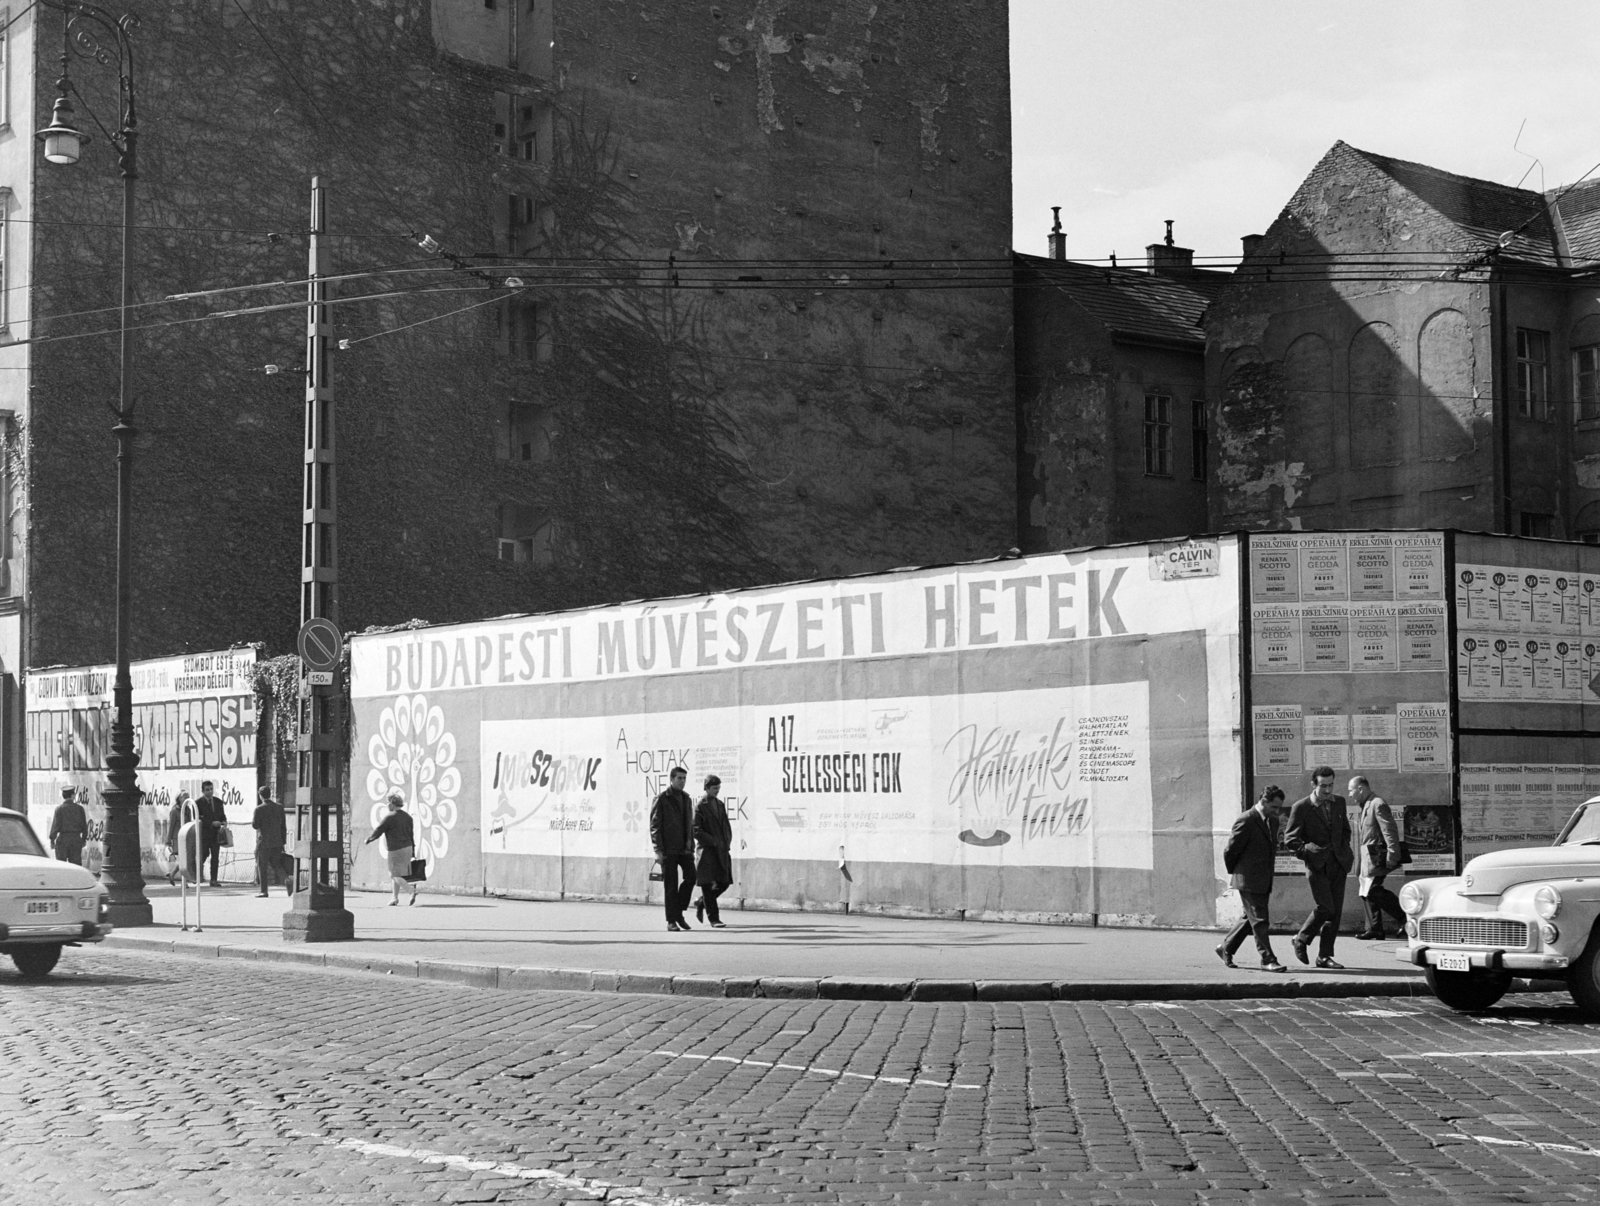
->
[[87, 884, 1460, 1003]]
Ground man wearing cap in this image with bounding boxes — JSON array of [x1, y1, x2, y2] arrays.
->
[[49, 787, 89, 866]]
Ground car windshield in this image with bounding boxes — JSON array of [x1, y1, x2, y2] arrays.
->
[[1558, 802, 1600, 846], [0, 816, 46, 857]]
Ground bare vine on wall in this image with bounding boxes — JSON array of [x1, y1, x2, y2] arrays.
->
[[499, 108, 782, 605]]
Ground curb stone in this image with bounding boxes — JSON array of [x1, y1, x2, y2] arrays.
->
[[98, 933, 1463, 1003], [819, 978, 912, 1001]]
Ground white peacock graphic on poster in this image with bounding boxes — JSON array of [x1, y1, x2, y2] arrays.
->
[[367, 694, 460, 868]]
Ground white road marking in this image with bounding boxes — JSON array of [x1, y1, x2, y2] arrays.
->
[[1336, 1072, 1418, 1080], [1341, 1009, 1419, 1018], [1396, 1048, 1600, 1060], [291, 1132, 705, 1205], [653, 1049, 983, 1090], [1445, 1133, 1600, 1158]]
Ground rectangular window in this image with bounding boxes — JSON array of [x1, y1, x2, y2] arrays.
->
[[1517, 328, 1550, 419], [0, 7, 11, 131], [1143, 394, 1172, 477], [1190, 399, 1207, 481], [499, 298, 549, 362], [1576, 346, 1600, 421], [1520, 512, 1555, 539], [0, 206, 8, 330]]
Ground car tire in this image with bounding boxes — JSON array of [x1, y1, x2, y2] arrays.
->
[[11, 944, 62, 979], [1568, 924, 1600, 1019], [1425, 966, 1511, 1011]]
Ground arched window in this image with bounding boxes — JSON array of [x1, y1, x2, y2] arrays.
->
[[1575, 501, 1600, 544]]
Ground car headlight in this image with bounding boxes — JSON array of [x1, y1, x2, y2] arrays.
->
[[1540, 922, 1560, 944], [77, 896, 96, 910], [1399, 881, 1428, 916], [1533, 885, 1562, 920]]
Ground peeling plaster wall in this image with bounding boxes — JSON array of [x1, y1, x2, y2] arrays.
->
[[1108, 341, 1209, 542], [555, 0, 1016, 580], [1014, 273, 1206, 550], [1205, 143, 1499, 533]]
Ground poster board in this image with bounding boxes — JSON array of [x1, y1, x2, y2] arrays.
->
[[25, 649, 263, 882], [1245, 531, 1454, 932], [350, 541, 1244, 927]]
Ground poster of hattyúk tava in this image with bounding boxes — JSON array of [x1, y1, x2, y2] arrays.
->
[[349, 541, 1243, 927], [25, 649, 262, 883]]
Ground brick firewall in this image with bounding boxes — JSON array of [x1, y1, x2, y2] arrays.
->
[[24, 0, 1014, 670]]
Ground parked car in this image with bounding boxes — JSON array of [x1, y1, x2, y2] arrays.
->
[[1399, 797, 1600, 1015], [0, 806, 112, 978]]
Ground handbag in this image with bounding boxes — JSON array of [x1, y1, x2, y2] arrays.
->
[[1394, 840, 1413, 866], [217, 824, 234, 849], [405, 856, 428, 883], [648, 858, 664, 882]]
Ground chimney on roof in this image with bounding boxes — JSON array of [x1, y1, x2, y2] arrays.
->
[[1048, 207, 1066, 260], [1240, 234, 1265, 260], [1146, 220, 1193, 276]]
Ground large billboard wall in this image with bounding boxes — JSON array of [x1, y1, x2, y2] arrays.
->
[[24, 648, 263, 882], [349, 540, 1245, 927]]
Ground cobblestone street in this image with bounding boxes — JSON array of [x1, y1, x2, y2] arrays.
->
[[4, 949, 1600, 1204]]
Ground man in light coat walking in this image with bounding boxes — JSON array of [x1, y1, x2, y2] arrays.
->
[[1350, 776, 1406, 940]]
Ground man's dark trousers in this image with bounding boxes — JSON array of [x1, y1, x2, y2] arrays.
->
[[1362, 880, 1405, 934], [256, 845, 284, 892], [661, 853, 695, 925], [202, 835, 221, 884], [1223, 890, 1274, 961], [1299, 869, 1347, 958]]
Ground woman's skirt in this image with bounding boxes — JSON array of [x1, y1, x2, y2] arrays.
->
[[387, 845, 415, 879]]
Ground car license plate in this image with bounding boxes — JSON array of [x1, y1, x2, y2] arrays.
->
[[24, 899, 61, 915], [1436, 952, 1472, 972]]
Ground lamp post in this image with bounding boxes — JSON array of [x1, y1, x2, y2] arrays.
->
[[36, 2, 150, 925]]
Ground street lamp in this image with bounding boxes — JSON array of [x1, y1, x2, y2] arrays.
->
[[36, 2, 150, 926]]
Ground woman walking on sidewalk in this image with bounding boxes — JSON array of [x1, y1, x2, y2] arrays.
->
[[693, 775, 733, 928], [366, 792, 418, 906]]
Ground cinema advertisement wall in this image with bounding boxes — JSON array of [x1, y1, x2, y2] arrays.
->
[[24, 648, 262, 882], [349, 540, 1244, 927]]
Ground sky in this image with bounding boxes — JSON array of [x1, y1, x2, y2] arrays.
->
[[1010, 1, 1600, 263]]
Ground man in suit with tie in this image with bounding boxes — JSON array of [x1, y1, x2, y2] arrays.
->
[[1285, 765, 1356, 968], [1217, 785, 1288, 971]]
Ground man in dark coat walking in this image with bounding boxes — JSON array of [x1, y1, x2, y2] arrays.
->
[[692, 774, 734, 928], [1285, 765, 1356, 968], [1217, 785, 1288, 971], [252, 786, 289, 897], [48, 788, 89, 866], [194, 781, 228, 887], [650, 766, 696, 932]]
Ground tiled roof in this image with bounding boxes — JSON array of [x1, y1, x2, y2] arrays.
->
[[1550, 177, 1600, 264], [1016, 254, 1226, 346], [1345, 144, 1561, 265]]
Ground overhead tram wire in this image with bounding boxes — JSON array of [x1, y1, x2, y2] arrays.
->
[[32, 245, 1600, 346]]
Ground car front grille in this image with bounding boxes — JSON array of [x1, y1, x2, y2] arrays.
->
[[1419, 916, 1530, 948]]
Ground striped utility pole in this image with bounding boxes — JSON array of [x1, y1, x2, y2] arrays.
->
[[285, 176, 354, 941]]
